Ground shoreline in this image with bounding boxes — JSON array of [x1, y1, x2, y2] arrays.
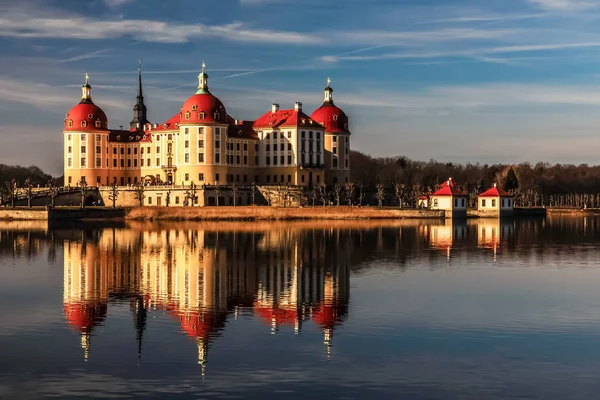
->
[[0, 205, 559, 221]]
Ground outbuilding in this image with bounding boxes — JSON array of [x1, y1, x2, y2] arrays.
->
[[430, 178, 467, 218], [477, 183, 514, 217]]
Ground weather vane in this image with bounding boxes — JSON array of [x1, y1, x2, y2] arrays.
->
[[85, 72, 89, 84], [327, 77, 331, 87], [202, 61, 206, 73]]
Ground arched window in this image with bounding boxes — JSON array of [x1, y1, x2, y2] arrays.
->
[[68, 120, 73, 128], [185, 112, 190, 120], [214, 112, 220, 120], [199, 112, 205, 120], [81, 120, 87, 128], [95, 120, 101, 128]]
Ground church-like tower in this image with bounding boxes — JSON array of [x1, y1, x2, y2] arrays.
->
[[130, 65, 149, 131]]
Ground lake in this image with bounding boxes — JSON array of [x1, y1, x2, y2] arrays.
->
[[2, 217, 600, 399]]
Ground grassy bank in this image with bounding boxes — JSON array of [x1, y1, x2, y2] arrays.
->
[[125, 206, 445, 221]]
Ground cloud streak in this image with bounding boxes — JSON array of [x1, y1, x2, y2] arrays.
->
[[0, 15, 321, 45]]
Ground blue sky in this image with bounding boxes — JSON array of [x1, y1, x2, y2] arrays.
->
[[3, 0, 600, 175]]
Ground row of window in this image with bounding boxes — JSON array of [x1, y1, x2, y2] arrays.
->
[[481, 198, 512, 208], [184, 111, 219, 120], [66, 120, 107, 129]]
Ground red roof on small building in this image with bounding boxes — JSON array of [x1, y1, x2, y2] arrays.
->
[[432, 179, 466, 197], [479, 185, 513, 197]]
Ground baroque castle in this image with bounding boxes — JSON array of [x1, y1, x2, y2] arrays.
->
[[63, 65, 352, 190]]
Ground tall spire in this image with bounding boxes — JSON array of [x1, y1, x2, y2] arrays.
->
[[196, 62, 210, 94], [80, 73, 92, 103], [323, 77, 334, 105], [130, 62, 149, 130]]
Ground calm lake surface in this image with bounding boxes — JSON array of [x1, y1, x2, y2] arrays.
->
[[3, 217, 600, 399]]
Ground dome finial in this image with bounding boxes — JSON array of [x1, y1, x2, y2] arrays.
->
[[323, 77, 334, 104], [197, 63, 210, 94], [81, 73, 92, 102]]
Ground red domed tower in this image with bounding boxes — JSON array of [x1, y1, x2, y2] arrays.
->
[[63, 74, 110, 187], [310, 78, 352, 186]]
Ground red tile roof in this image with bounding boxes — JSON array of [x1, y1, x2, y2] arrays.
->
[[432, 179, 466, 196], [227, 116, 258, 140], [253, 109, 324, 130], [310, 104, 351, 134], [479, 185, 512, 197]]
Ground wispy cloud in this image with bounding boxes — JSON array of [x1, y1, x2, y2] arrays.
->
[[104, 0, 135, 7], [0, 77, 129, 110], [322, 41, 600, 63], [528, 0, 600, 11], [57, 49, 110, 63], [0, 15, 321, 45]]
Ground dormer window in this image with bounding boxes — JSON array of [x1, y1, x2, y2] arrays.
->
[[116, 135, 121, 140], [192, 105, 197, 111], [344, 123, 348, 129], [199, 112, 205, 120], [81, 120, 87, 128], [68, 120, 73, 128], [185, 112, 190, 120], [105, 122, 108, 128], [214, 112, 220, 120], [95, 120, 101, 128], [333, 115, 338, 121], [88, 113, 93, 119], [163, 124, 168, 129]]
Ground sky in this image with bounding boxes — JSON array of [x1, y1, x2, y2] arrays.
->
[[4, 0, 600, 175]]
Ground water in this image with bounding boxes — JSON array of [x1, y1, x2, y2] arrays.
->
[[2, 217, 600, 399]]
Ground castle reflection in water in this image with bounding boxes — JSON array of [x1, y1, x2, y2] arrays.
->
[[2, 217, 569, 367], [61, 222, 351, 367]]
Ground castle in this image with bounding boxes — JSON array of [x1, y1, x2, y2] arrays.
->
[[63, 65, 352, 190]]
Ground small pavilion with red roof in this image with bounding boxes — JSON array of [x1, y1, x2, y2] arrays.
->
[[477, 183, 514, 217], [430, 178, 467, 218]]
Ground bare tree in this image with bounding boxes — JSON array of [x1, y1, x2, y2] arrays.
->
[[376, 183, 385, 208], [232, 183, 239, 207], [24, 178, 34, 208], [213, 184, 220, 207], [333, 183, 342, 206], [310, 186, 319, 207], [319, 184, 328, 206], [47, 179, 61, 207], [345, 182, 355, 207], [395, 183, 406, 209], [358, 185, 364, 207], [187, 181, 198, 206], [165, 189, 172, 207], [251, 182, 257, 206], [77, 179, 88, 209], [133, 182, 146, 206], [108, 181, 119, 208], [282, 184, 291, 207], [5, 179, 18, 208], [265, 189, 272, 206]]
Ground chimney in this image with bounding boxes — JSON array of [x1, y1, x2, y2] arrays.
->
[[272, 103, 279, 113], [294, 102, 302, 112]]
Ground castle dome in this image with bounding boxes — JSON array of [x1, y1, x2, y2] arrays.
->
[[64, 74, 108, 132], [179, 64, 227, 125], [310, 78, 350, 134]]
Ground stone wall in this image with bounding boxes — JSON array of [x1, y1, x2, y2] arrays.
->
[[0, 209, 48, 220]]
